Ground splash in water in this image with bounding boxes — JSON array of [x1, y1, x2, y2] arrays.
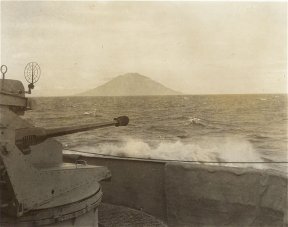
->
[[66, 136, 265, 169]]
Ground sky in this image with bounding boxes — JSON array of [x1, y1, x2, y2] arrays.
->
[[0, 1, 287, 96]]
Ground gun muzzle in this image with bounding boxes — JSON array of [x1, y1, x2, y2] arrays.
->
[[114, 116, 129, 127]]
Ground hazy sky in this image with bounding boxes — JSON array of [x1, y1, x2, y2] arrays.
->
[[1, 1, 287, 96]]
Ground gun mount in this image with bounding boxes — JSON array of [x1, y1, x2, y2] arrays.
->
[[0, 64, 129, 226]]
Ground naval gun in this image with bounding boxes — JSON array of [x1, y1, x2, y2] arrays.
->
[[0, 63, 129, 226], [15, 116, 129, 154]]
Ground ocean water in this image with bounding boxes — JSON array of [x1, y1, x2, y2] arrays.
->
[[24, 94, 287, 173]]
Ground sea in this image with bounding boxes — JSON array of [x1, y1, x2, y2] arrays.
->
[[24, 94, 287, 174]]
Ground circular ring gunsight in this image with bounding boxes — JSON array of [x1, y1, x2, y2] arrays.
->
[[114, 116, 129, 127]]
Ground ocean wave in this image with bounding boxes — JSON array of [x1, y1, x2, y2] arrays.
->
[[68, 137, 266, 170], [185, 117, 224, 131], [250, 134, 271, 140], [147, 125, 186, 135], [187, 117, 206, 127]]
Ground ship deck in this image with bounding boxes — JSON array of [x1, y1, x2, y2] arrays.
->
[[99, 203, 167, 227]]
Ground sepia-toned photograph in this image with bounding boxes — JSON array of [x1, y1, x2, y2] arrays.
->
[[0, 1, 287, 226]]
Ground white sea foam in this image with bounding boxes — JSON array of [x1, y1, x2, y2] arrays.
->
[[68, 137, 265, 169]]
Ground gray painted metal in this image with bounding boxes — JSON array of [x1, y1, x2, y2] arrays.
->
[[0, 106, 110, 214], [64, 154, 288, 226], [1, 188, 101, 226], [0, 77, 119, 226], [15, 116, 128, 152], [0, 79, 25, 97], [0, 79, 27, 107]]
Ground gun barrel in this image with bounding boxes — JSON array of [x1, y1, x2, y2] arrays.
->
[[15, 116, 129, 152], [46, 121, 114, 138]]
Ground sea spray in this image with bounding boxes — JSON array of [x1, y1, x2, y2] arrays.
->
[[68, 136, 265, 169]]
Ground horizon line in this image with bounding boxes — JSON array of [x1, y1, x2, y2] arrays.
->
[[30, 93, 288, 98]]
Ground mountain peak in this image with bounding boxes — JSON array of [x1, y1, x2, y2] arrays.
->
[[118, 72, 146, 77], [79, 73, 181, 96], [115, 73, 150, 80]]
